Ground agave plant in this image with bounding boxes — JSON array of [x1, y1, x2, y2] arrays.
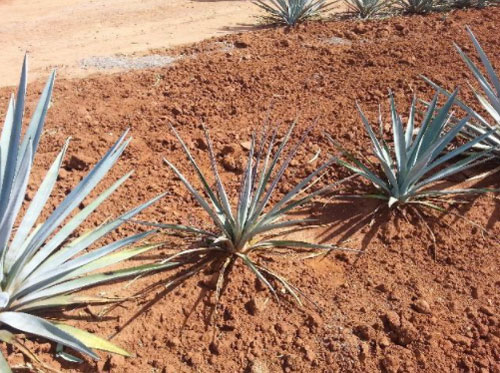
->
[[344, 0, 393, 18], [397, 0, 438, 12], [144, 122, 355, 307], [328, 91, 496, 209], [254, 0, 332, 26], [423, 27, 500, 158], [0, 57, 176, 370]]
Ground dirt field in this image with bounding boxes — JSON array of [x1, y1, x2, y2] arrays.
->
[[0, 0, 260, 86], [0, 5, 499, 373]]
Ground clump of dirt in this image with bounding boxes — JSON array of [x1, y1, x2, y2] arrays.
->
[[0, 7, 498, 373]]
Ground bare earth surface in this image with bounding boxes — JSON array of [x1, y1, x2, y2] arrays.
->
[[0, 0, 260, 86], [0, 5, 499, 373]]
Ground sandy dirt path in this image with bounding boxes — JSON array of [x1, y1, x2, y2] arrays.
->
[[0, 0, 260, 86]]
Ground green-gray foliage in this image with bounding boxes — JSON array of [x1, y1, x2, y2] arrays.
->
[[328, 91, 496, 209], [254, 0, 332, 25], [397, 0, 438, 13], [147, 123, 355, 306], [0, 57, 176, 370], [424, 27, 500, 158], [344, 0, 393, 18]]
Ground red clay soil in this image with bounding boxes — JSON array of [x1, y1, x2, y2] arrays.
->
[[1, 7, 499, 373]]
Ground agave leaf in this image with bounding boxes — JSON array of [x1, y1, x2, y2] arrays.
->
[[0, 94, 15, 185], [414, 151, 492, 190], [423, 125, 498, 173], [390, 95, 408, 179], [404, 96, 417, 149], [249, 121, 298, 222], [16, 295, 113, 312], [129, 219, 217, 237], [6, 140, 69, 270], [12, 261, 178, 310], [237, 135, 256, 231], [249, 219, 316, 238], [455, 43, 500, 114], [264, 156, 336, 219], [327, 136, 390, 192], [247, 127, 278, 220], [0, 56, 27, 223], [0, 312, 98, 360], [469, 84, 500, 123], [356, 104, 399, 193], [0, 141, 33, 256], [407, 93, 439, 166], [256, 263, 302, 306], [17, 69, 56, 169], [0, 352, 11, 373], [422, 76, 493, 127], [237, 253, 279, 301], [168, 125, 226, 221], [49, 242, 163, 287], [465, 27, 500, 96], [55, 324, 130, 357], [56, 345, 84, 364], [163, 157, 227, 234], [344, 0, 393, 18], [417, 90, 459, 159], [203, 125, 235, 225]]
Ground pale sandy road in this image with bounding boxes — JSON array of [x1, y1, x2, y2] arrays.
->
[[0, 0, 259, 87]]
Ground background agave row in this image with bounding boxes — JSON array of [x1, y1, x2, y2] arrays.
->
[[344, 0, 499, 19], [0, 23, 498, 372], [253, 0, 500, 24]]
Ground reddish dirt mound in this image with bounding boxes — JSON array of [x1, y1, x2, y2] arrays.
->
[[0, 7, 498, 373]]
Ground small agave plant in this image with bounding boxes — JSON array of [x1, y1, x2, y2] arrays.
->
[[254, 0, 332, 26], [328, 91, 496, 210], [146, 122, 354, 307], [0, 58, 176, 371], [397, 0, 438, 12], [344, 0, 393, 18], [423, 27, 500, 158]]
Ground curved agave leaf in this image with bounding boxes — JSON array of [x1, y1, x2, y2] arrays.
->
[[0, 312, 97, 360], [55, 324, 130, 357]]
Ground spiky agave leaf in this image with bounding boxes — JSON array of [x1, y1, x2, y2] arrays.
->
[[328, 91, 497, 208], [253, 0, 333, 26], [423, 27, 500, 157], [0, 57, 177, 369], [344, 0, 393, 18], [149, 122, 356, 307]]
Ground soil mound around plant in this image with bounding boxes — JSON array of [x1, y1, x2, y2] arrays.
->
[[0, 7, 498, 372]]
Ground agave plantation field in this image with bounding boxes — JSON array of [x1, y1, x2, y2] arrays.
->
[[0, 4, 498, 373]]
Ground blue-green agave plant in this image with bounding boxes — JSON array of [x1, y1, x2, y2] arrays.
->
[[328, 91, 497, 209], [0, 57, 176, 371], [254, 0, 332, 26]]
